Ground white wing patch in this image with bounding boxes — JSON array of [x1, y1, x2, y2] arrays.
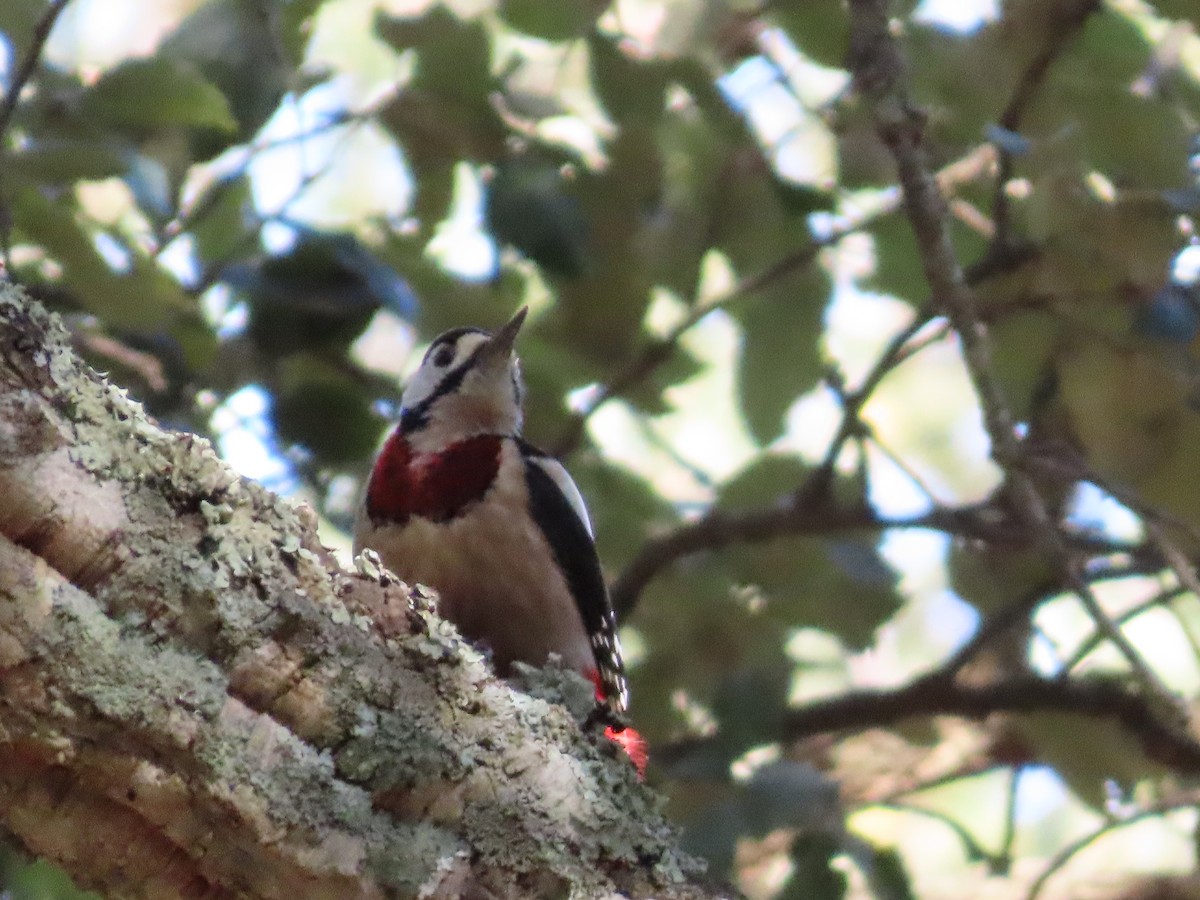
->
[[526, 455, 594, 538]]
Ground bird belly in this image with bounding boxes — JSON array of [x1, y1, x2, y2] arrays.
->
[[355, 460, 593, 675]]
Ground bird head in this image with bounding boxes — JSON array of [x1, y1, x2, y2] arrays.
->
[[399, 307, 528, 449]]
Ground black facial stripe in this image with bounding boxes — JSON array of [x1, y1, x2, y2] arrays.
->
[[402, 336, 491, 432]]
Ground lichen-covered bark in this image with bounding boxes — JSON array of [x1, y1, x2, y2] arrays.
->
[[0, 286, 716, 899]]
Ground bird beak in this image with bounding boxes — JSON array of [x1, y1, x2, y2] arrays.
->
[[481, 307, 528, 362]]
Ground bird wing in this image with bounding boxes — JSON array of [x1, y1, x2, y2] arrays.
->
[[517, 439, 628, 713]]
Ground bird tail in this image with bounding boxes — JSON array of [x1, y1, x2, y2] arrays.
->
[[587, 669, 647, 779]]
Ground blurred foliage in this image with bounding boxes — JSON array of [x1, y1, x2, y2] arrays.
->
[[6, 0, 1200, 897]]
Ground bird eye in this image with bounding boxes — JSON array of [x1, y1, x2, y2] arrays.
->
[[431, 345, 455, 368]]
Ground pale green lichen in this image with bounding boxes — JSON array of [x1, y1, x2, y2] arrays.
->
[[1, 288, 707, 896]]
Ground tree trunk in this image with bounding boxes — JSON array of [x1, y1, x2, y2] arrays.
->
[[0, 286, 716, 899]]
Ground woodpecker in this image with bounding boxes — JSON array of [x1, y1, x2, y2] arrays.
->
[[354, 308, 642, 767]]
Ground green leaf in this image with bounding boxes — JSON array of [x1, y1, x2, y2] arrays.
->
[[160, 0, 294, 138], [642, 114, 730, 296], [782, 832, 847, 900], [867, 210, 987, 306], [986, 310, 1059, 423], [1056, 339, 1200, 534], [1016, 708, 1169, 810], [739, 761, 843, 837], [679, 796, 743, 880], [375, 7, 492, 106], [710, 146, 809, 271], [630, 555, 791, 739], [948, 539, 1056, 617], [277, 0, 329, 64], [588, 32, 668, 125], [0, 0, 49, 55], [864, 214, 925, 304], [1150, 0, 1200, 28], [375, 8, 505, 166], [235, 235, 396, 357], [711, 663, 791, 755], [727, 534, 900, 649], [6, 140, 128, 184], [273, 356, 383, 466], [188, 175, 258, 269], [548, 129, 662, 335], [905, 22, 1015, 151], [568, 456, 678, 568], [769, 0, 850, 69], [1055, 340, 1188, 489], [11, 185, 180, 329], [622, 343, 704, 416], [166, 312, 220, 380], [845, 843, 915, 900], [1022, 13, 1191, 189], [719, 454, 810, 510], [485, 158, 589, 278], [735, 268, 831, 445], [0, 842, 98, 900], [80, 57, 236, 133], [500, 0, 600, 41]]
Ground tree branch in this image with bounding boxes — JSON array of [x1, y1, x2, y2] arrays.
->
[[550, 142, 999, 459], [0, 0, 72, 271], [0, 0, 70, 142], [986, 0, 1100, 256], [784, 673, 1200, 773], [609, 169, 1036, 622], [1025, 790, 1200, 900], [611, 497, 1138, 621], [551, 227, 844, 458], [0, 287, 714, 899], [844, 0, 1176, 707]]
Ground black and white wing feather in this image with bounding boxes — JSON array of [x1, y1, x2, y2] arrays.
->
[[518, 440, 628, 714]]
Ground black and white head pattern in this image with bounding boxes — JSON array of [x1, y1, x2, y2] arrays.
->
[[400, 327, 525, 435]]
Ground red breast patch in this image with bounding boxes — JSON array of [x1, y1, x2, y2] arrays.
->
[[366, 432, 503, 525]]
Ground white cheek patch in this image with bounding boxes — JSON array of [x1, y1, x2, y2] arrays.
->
[[401, 333, 491, 410], [400, 365, 439, 410]]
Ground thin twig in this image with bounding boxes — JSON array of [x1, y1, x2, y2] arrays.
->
[[794, 310, 934, 505], [863, 430, 941, 506], [873, 800, 1002, 869], [151, 108, 368, 259], [611, 295, 1019, 621], [610, 498, 1138, 621], [551, 229, 846, 457], [1025, 452, 1200, 555], [606, 226, 1018, 620], [0, 0, 73, 274], [944, 584, 1059, 678], [0, 0, 71, 141], [1025, 793, 1200, 900], [986, 0, 1099, 256], [1063, 586, 1188, 673], [998, 766, 1020, 874], [844, 0, 1175, 708], [551, 143, 998, 459]]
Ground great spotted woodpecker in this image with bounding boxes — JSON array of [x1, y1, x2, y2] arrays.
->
[[354, 307, 644, 770]]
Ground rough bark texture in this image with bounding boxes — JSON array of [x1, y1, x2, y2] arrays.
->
[[0, 286, 717, 899]]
